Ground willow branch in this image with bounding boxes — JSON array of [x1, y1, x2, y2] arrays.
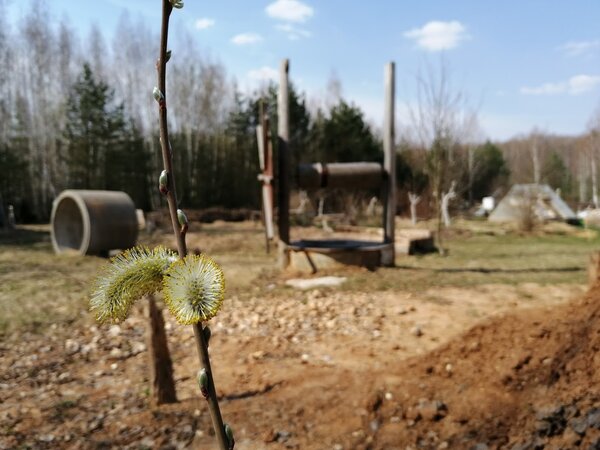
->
[[156, 1, 229, 449], [157, 1, 186, 257]]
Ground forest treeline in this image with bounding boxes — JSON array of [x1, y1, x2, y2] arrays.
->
[[1, 1, 599, 223]]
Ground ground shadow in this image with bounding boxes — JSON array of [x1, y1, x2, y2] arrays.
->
[[393, 264, 583, 274], [0, 228, 50, 246]]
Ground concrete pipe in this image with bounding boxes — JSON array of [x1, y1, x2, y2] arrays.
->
[[51, 190, 138, 255]]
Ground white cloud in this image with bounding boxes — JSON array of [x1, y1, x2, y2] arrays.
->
[[558, 40, 600, 57], [231, 33, 263, 45], [195, 18, 215, 30], [404, 20, 469, 51], [521, 75, 600, 95], [520, 82, 566, 95], [569, 75, 600, 94], [276, 23, 311, 40], [247, 66, 278, 82], [266, 0, 313, 23]]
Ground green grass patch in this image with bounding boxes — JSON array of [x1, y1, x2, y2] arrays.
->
[[342, 231, 600, 293]]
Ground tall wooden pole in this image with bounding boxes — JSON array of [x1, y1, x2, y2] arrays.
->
[[257, 100, 275, 253], [277, 59, 290, 268], [383, 62, 396, 263]]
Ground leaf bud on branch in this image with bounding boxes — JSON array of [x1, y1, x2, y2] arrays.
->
[[224, 423, 235, 450], [153, 87, 164, 103], [198, 369, 209, 399], [177, 209, 188, 235], [159, 170, 169, 195]]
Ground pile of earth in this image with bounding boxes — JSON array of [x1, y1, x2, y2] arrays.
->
[[360, 285, 600, 449], [2, 275, 597, 449]]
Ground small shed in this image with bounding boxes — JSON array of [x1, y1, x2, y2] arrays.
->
[[488, 184, 576, 223]]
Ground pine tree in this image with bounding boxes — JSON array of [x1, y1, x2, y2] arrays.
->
[[64, 63, 128, 190]]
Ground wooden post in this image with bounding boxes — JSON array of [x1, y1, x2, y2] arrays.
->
[[589, 251, 600, 288], [383, 62, 396, 260], [277, 59, 290, 267], [265, 112, 274, 240], [145, 295, 177, 405], [257, 100, 275, 253]]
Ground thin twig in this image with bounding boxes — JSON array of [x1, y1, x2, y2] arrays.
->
[[156, 1, 229, 449]]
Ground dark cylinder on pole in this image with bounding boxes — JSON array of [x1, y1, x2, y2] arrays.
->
[[297, 162, 383, 190]]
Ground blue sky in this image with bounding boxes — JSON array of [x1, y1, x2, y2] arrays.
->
[[7, 0, 600, 140]]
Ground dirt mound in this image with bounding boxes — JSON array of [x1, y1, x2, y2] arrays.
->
[[1, 270, 594, 449], [364, 286, 600, 449]]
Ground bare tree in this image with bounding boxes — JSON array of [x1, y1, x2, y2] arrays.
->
[[530, 128, 542, 184], [325, 70, 343, 110], [407, 192, 421, 225], [464, 113, 484, 205], [20, 1, 60, 217], [408, 58, 476, 250], [441, 180, 458, 227], [111, 13, 157, 134], [87, 23, 108, 81], [0, 0, 12, 146], [169, 32, 230, 205], [587, 107, 600, 208]]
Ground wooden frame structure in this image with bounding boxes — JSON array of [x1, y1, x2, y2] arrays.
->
[[261, 59, 396, 271], [256, 101, 275, 252]]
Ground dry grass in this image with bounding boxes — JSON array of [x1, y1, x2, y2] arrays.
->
[[0, 220, 596, 334]]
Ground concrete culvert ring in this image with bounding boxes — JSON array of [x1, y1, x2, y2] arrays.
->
[[51, 190, 138, 255], [51, 195, 88, 253]]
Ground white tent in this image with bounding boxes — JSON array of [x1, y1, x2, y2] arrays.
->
[[488, 184, 576, 222]]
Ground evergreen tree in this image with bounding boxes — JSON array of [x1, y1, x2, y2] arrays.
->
[[310, 101, 382, 163], [470, 141, 509, 200], [105, 122, 151, 210], [65, 63, 120, 188], [223, 92, 261, 208]]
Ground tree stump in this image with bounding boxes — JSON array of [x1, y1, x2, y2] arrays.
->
[[145, 295, 177, 405]]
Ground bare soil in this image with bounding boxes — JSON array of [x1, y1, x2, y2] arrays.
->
[[0, 221, 597, 449]]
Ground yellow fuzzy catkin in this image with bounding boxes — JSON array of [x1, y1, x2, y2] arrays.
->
[[163, 254, 225, 325], [90, 246, 177, 323]]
